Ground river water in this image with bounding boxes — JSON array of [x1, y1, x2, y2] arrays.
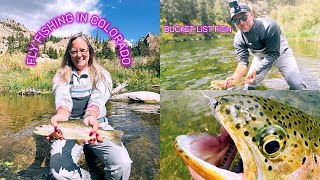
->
[[0, 94, 160, 180], [160, 38, 320, 90]]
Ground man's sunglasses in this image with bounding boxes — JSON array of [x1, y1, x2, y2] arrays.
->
[[233, 14, 248, 25]]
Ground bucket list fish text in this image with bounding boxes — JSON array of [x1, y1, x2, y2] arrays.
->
[[163, 25, 232, 34]]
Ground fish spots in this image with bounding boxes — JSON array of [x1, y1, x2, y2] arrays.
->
[[259, 112, 264, 117], [305, 141, 309, 147], [300, 133, 304, 138], [184, 154, 191, 161], [279, 135, 283, 140], [247, 100, 251, 104], [239, 100, 244, 105], [252, 137, 256, 142], [294, 121, 297, 126], [273, 116, 277, 120], [225, 108, 231, 114], [234, 105, 240, 110], [268, 166, 272, 171], [294, 144, 298, 148], [314, 143, 318, 147], [244, 131, 249, 136], [255, 104, 259, 108], [265, 159, 268, 163], [251, 117, 256, 121], [277, 111, 281, 115], [302, 157, 306, 165], [294, 131, 297, 136], [235, 124, 241, 129], [249, 107, 254, 111], [266, 118, 271, 125], [262, 106, 267, 110], [221, 97, 229, 102]]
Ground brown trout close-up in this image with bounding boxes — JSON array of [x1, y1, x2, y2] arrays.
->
[[33, 120, 124, 146], [174, 94, 320, 180]]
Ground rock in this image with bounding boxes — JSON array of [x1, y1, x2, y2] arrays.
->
[[110, 91, 160, 104], [18, 88, 42, 95]]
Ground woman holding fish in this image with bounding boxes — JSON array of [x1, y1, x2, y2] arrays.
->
[[48, 32, 132, 180]]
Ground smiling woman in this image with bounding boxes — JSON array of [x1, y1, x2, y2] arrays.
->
[[49, 32, 132, 180]]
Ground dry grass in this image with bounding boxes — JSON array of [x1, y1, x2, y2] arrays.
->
[[0, 53, 159, 92]]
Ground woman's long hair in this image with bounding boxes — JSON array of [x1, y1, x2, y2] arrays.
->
[[56, 32, 108, 90]]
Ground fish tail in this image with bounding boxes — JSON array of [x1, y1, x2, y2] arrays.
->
[[101, 130, 124, 146]]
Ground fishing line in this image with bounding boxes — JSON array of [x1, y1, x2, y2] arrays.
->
[[200, 90, 218, 109]]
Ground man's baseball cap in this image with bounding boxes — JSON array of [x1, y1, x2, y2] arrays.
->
[[229, 0, 251, 20]]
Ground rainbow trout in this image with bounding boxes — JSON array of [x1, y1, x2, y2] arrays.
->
[[33, 121, 123, 146], [174, 94, 320, 179]]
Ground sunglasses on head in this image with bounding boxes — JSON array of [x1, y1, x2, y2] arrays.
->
[[233, 14, 248, 25]]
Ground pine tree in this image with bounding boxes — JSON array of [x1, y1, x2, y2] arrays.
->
[[200, 0, 209, 25], [95, 31, 99, 43], [7, 35, 15, 54], [101, 41, 115, 59]]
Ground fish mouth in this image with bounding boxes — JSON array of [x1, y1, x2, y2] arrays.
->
[[33, 126, 45, 136], [33, 125, 53, 136], [174, 130, 245, 180]]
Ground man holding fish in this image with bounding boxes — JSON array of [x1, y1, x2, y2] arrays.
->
[[45, 32, 131, 180], [224, 0, 306, 90]]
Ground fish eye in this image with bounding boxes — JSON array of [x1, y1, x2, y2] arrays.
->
[[264, 140, 280, 154], [255, 125, 286, 159]]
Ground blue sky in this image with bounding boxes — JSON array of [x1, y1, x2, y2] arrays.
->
[[95, 0, 160, 43], [0, 0, 160, 44]]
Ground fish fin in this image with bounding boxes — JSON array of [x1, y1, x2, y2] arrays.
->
[[112, 140, 123, 147], [112, 130, 124, 146], [75, 139, 85, 145]]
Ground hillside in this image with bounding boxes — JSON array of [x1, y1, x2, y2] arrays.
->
[[0, 19, 159, 62], [0, 19, 160, 93]]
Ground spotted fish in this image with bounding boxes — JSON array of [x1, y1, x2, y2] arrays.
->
[[33, 121, 124, 146], [174, 94, 320, 180]]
